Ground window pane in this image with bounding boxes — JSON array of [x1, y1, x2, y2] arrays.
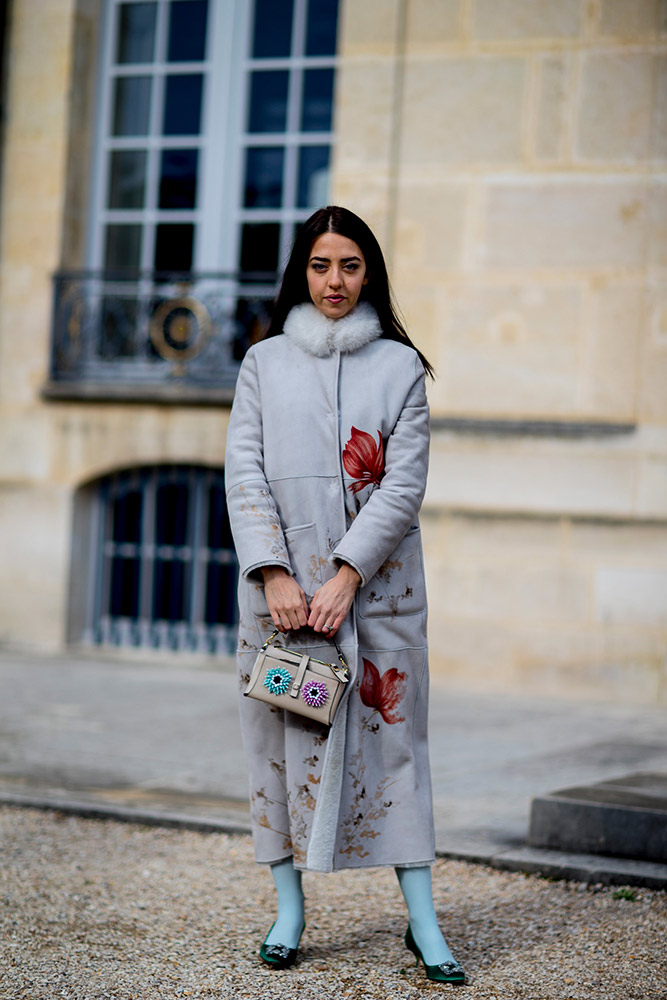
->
[[112, 76, 152, 136], [154, 223, 194, 271], [162, 73, 203, 135], [112, 489, 142, 543], [110, 557, 140, 617], [159, 148, 198, 208], [207, 483, 233, 549], [240, 223, 280, 273], [167, 0, 208, 61], [105, 224, 142, 268], [108, 150, 147, 208], [205, 562, 237, 625], [252, 0, 293, 58], [244, 147, 284, 208], [248, 71, 288, 133], [153, 559, 187, 621], [156, 482, 189, 545], [116, 2, 157, 64], [305, 0, 339, 55], [301, 68, 334, 132], [297, 146, 330, 208]]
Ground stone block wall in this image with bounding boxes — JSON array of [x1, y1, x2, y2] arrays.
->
[[333, 0, 667, 702], [334, 0, 666, 425]]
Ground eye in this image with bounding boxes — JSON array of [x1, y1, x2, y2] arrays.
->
[[343, 263, 359, 272], [310, 262, 327, 272]]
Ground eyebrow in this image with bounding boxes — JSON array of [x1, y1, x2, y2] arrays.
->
[[309, 255, 362, 263]]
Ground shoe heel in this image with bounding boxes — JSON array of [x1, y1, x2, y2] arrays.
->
[[404, 924, 421, 966], [404, 923, 465, 985]]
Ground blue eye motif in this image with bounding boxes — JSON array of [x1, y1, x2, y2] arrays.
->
[[264, 666, 292, 696]]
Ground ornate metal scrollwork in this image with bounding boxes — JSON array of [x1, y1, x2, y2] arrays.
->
[[49, 270, 276, 394], [149, 295, 213, 374]]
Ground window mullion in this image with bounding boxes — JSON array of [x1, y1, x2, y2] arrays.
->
[[143, 2, 170, 272]]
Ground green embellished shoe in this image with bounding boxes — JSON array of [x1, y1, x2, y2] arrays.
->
[[259, 921, 305, 970], [405, 924, 466, 985]]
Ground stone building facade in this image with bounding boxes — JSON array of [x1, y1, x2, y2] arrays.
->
[[0, 0, 665, 703]]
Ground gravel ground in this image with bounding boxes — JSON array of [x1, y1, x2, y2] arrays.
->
[[1, 807, 666, 1000]]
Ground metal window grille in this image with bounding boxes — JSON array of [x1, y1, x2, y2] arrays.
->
[[87, 464, 238, 654]]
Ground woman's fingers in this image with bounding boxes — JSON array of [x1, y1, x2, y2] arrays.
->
[[308, 567, 360, 635], [263, 569, 309, 631]]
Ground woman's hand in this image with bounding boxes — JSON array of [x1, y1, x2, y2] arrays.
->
[[261, 566, 310, 633], [308, 563, 361, 636]]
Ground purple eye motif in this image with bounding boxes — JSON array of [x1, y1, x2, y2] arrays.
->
[[302, 680, 328, 708]]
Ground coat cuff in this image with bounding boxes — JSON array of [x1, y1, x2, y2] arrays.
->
[[329, 550, 369, 588], [242, 558, 293, 584]]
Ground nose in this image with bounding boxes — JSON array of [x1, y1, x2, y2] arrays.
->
[[328, 268, 342, 288]]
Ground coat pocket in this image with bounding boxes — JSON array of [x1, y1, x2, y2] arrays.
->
[[247, 522, 324, 619], [358, 525, 427, 618], [284, 522, 325, 600]]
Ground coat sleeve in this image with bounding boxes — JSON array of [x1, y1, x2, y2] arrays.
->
[[331, 354, 430, 587], [224, 347, 293, 582]]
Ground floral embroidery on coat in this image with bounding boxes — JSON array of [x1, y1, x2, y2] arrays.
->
[[338, 747, 396, 859], [359, 657, 407, 724], [342, 427, 384, 494], [337, 659, 408, 858]]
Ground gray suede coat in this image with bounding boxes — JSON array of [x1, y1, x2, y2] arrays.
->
[[225, 302, 435, 872]]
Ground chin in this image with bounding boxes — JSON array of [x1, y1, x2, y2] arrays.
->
[[321, 302, 352, 318]]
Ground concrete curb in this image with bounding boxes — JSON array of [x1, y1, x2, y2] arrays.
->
[[3, 791, 665, 890], [439, 845, 667, 891], [0, 791, 252, 837]]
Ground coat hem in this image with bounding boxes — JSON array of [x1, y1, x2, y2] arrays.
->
[[254, 854, 436, 872]]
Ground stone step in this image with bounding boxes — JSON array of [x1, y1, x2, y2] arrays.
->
[[528, 771, 667, 863]]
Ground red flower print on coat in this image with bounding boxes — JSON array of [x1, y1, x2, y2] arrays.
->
[[359, 657, 407, 724], [342, 427, 384, 494]]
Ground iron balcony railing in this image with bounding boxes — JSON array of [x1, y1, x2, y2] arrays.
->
[[46, 269, 278, 402]]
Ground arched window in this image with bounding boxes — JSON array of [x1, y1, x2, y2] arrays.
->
[[70, 464, 238, 654]]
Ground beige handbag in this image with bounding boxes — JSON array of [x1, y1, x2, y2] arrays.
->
[[244, 630, 350, 726]]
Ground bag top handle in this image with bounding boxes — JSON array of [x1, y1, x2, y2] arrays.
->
[[261, 628, 349, 675]]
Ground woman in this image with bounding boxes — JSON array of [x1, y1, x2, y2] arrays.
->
[[225, 206, 465, 984]]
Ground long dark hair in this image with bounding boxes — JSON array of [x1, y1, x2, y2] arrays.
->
[[264, 206, 434, 377]]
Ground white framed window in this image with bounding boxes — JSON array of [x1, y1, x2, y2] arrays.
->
[[90, 0, 217, 273], [232, 0, 340, 275], [89, 0, 339, 278]]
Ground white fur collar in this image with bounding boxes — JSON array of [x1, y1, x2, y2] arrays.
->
[[283, 302, 382, 357]]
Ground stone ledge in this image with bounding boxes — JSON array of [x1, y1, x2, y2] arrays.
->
[[528, 772, 667, 863], [430, 417, 636, 438], [485, 846, 667, 891], [41, 381, 235, 407]]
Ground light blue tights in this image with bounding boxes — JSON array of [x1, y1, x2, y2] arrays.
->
[[263, 858, 305, 948], [395, 865, 455, 965], [264, 858, 454, 964]]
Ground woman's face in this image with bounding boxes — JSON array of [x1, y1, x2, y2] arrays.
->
[[306, 233, 368, 320]]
